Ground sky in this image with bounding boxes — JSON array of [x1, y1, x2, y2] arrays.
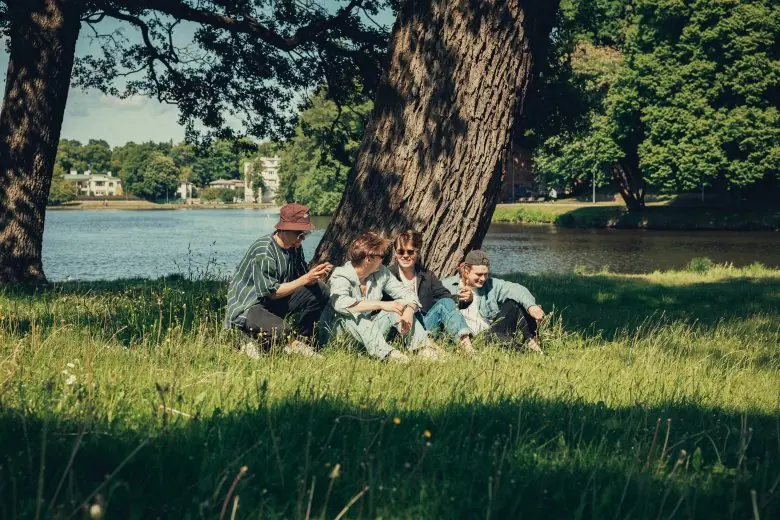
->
[[0, 3, 394, 148]]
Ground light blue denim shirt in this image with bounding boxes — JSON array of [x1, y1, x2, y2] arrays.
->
[[440, 274, 537, 323], [318, 263, 421, 333]]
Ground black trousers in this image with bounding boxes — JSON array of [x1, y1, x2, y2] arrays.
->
[[489, 300, 538, 346], [241, 283, 328, 346]]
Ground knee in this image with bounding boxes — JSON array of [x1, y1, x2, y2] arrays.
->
[[437, 298, 457, 311]]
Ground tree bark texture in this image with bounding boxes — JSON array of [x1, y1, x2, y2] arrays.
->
[[613, 160, 646, 212], [0, 0, 81, 284], [314, 0, 559, 276]]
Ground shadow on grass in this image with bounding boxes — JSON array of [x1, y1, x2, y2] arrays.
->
[[0, 394, 777, 519], [518, 273, 780, 334], [556, 206, 780, 230]]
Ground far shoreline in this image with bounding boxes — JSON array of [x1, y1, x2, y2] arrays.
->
[[47, 200, 780, 231]]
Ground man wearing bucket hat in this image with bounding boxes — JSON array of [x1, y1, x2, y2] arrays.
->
[[224, 203, 332, 357]]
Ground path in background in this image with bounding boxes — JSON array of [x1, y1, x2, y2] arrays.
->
[[42, 208, 780, 281]]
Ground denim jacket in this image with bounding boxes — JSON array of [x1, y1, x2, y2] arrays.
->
[[440, 274, 536, 323], [319, 263, 421, 331]]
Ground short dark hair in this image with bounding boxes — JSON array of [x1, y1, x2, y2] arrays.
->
[[347, 231, 391, 266], [394, 230, 423, 251]]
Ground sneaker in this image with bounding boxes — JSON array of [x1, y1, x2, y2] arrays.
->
[[240, 340, 262, 360], [386, 349, 410, 364], [457, 336, 476, 357], [524, 337, 543, 354], [415, 346, 443, 361], [283, 339, 322, 358]]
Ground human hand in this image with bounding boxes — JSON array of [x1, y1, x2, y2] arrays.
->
[[458, 286, 473, 304], [399, 306, 414, 335], [382, 301, 406, 315], [528, 305, 545, 321], [303, 263, 331, 285]]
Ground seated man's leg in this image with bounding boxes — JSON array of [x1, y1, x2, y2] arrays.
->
[[243, 302, 294, 348], [490, 300, 536, 346], [423, 298, 470, 343], [401, 314, 431, 352], [286, 282, 329, 338], [339, 312, 397, 359]]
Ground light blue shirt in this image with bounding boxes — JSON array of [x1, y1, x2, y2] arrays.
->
[[441, 274, 537, 323], [319, 262, 421, 331]]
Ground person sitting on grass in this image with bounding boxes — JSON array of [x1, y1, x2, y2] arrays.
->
[[318, 231, 441, 363], [224, 203, 332, 358], [388, 230, 475, 355], [442, 250, 545, 353]]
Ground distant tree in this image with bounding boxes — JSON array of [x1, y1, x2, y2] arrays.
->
[[81, 139, 112, 173], [47, 165, 79, 205], [277, 90, 372, 214], [191, 140, 241, 186], [55, 139, 87, 173], [127, 152, 180, 201]]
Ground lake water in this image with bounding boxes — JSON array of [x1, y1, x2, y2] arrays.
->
[[42, 208, 780, 281]]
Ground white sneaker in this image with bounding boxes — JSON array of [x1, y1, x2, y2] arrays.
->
[[524, 337, 543, 354], [386, 349, 410, 364], [283, 340, 322, 358], [457, 336, 476, 357], [240, 340, 261, 360], [415, 346, 443, 361]]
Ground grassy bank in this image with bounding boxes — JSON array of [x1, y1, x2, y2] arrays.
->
[[492, 203, 780, 230], [1, 264, 779, 518]]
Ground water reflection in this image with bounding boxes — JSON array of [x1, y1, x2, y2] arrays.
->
[[42, 208, 780, 281]]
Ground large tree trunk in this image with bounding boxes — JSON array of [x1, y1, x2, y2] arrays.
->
[[314, 0, 559, 276], [0, 0, 81, 284]]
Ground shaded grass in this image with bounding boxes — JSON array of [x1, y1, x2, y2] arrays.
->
[[492, 204, 780, 230], [0, 265, 779, 518]]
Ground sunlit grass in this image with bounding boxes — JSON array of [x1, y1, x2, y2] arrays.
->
[[0, 263, 778, 518]]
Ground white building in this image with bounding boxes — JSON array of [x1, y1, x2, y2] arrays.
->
[[63, 170, 123, 196], [208, 179, 244, 190], [243, 155, 280, 203], [176, 180, 194, 200]]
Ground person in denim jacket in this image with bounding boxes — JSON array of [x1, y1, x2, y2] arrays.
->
[[388, 230, 475, 355], [318, 231, 440, 362], [441, 250, 544, 353]]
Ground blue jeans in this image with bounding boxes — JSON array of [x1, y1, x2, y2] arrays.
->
[[422, 298, 470, 342]]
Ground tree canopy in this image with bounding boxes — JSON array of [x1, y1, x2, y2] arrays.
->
[[533, 0, 780, 208], [276, 89, 372, 215]]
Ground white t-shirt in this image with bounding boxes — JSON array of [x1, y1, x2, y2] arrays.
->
[[461, 289, 490, 334], [399, 271, 418, 296]]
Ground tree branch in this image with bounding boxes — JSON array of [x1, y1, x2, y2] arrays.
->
[[103, 8, 180, 75], [113, 0, 365, 51]]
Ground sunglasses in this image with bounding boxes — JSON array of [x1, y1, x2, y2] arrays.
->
[[296, 231, 311, 240], [367, 252, 384, 258], [395, 249, 417, 256]]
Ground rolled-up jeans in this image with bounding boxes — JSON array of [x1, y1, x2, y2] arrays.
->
[[324, 310, 429, 359], [422, 298, 471, 343]]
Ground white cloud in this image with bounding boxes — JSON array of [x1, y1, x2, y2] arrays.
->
[[98, 94, 150, 110]]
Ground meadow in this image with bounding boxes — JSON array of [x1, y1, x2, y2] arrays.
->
[[491, 203, 780, 230], [0, 261, 778, 519]]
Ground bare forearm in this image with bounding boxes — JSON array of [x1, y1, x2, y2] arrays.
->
[[268, 277, 306, 299], [347, 300, 386, 313]]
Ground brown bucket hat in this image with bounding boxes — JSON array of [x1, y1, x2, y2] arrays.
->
[[275, 203, 315, 231]]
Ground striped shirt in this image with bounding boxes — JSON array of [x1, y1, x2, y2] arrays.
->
[[224, 234, 307, 328]]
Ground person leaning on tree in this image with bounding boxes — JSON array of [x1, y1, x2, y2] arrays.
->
[[224, 203, 332, 358], [442, 250, 545, 353], [388, 230, 476, 356]]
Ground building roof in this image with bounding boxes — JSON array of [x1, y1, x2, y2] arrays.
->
[[209, 179, 243, 186]]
